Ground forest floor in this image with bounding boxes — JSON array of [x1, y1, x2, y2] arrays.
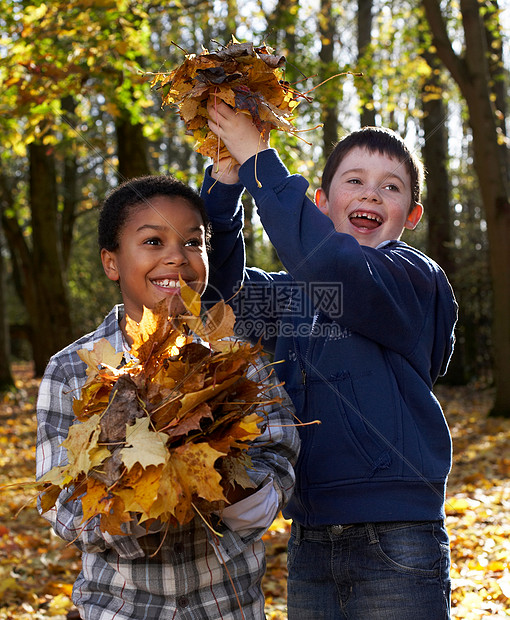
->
[[0, 364, 509, 619]]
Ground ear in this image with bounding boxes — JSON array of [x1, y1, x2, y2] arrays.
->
[[101, 248, 120, 282], [404, 203, 423, 230], [314, 188, 330, 216]]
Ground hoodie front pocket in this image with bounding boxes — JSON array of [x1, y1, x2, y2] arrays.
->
[[333, 374, 392, 474], [303, 373, 392, 485]]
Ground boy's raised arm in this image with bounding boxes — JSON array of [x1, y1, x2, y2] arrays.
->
[[200, 99, 267, 305]]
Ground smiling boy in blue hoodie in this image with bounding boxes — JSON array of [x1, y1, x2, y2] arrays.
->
[[201, 101, 458, 620]]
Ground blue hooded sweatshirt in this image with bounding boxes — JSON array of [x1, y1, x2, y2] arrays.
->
[[201, 149, 458, 527]]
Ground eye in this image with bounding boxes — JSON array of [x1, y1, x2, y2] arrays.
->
[[384, 183, 400, 192], [184, 237, 204, 248], [347, 178, 362, 185], [144, 237, 162, 246]]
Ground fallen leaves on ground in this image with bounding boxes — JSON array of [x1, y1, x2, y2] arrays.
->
[[0, 365, 80, 620], [438, 384, 510, 619], [1, 371, 508, 619]]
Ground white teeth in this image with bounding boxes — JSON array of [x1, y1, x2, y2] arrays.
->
[[153, 279, 181, 288], [351, 212, 382, 223]]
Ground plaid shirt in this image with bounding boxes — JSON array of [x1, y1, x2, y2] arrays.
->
[[36, 305, 299, 620]]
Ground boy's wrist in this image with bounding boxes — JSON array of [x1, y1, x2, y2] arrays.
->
[[238, 148, 290, 191], [210, 158, 241, 185], [202, 165, 245, 216], [232, 143, 271, 167]]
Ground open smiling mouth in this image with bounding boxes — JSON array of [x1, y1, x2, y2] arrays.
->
[[349, 212, 383, 230]]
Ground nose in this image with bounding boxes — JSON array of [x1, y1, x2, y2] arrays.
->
[[163, 243, 188, 265], [362, 185, 382, 203]]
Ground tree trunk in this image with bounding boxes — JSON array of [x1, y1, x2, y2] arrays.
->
[[61, 95, 79, 270], [357, 0, 376, 127], [266, 0, 298, 55], [419, 54, 468, 384], [243, 195, 256, 267], [0, 240, 14, 391], [0, 171, 18, 388], [0, 172, 35, 343], [260, 0, 299, 268], [115, 111, 151, 180], [224, 0, 238, 38], [421, 66, 454, 275], [2, 144, 73, 377], [483, 0, 508, 143], [29, 141, 74, 374], [422, 0, 510, 416], [319, 0, 339, 157]]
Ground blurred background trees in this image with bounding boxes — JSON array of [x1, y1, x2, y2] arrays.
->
[[0, 0, 508, 414]]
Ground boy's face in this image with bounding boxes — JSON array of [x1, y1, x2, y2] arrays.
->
[[101, 195, 209, 323], [315, 146, 423, 248]]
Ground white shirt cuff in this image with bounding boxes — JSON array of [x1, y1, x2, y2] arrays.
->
[[220, 478, 279, 536]]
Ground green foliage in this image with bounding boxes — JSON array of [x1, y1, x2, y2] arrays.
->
[[0, 0, 505, 386]]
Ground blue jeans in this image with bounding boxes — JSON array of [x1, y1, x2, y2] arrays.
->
[[287, 521, 451, 620]]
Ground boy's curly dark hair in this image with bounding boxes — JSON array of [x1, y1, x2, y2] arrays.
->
[[321, 127, 425, 212], [98, 175, 211, 251]]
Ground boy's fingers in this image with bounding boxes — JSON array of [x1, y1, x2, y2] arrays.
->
[[207, 99, 231, 117]]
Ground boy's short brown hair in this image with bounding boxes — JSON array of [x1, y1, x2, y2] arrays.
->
[[321, 127, 425, 212]]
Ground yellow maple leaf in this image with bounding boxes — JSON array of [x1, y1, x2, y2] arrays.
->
[[209, 412, 263, 453], [203, 301, 236, 341], [77, 339, 123, 381], [179, 97, 206, 122], [99, 498, 132, 535], [120, 417, 168, 471], [172, 442, 227, 503], [143, 460, 186, 523], [148, 444, 226, 524], [39, 483, 63, 511], [179, 277, 201, 317], [79, 478, 132, 535], [116, 464, 164, 514], [183, 300, 236, 346], [233, 412, 264, 441], [39, 464, 73, 487], [51, 415, 110, 481], [80, 477, 109, 523], [73, 380, 112, 421], [126, 301, 171, 360]]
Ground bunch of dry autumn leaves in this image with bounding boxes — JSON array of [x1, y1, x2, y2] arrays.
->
[[38, 283, 280, 535], [150, 38, 302, 160]]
